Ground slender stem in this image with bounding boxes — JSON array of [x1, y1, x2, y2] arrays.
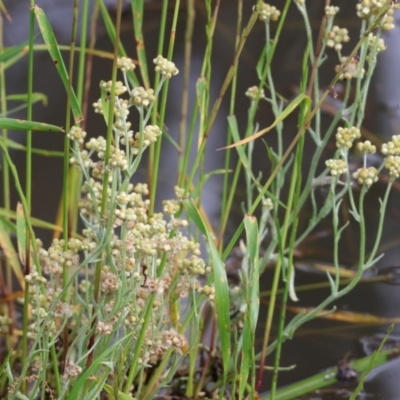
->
[[147, 0, 168, 208], [87, 0, 124, 370], [20, 1, 36, 393]]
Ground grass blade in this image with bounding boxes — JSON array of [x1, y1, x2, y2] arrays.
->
[[183, 199, 231, 386], [6, 92, 47, 106], [0, 117, 63, 132], [33, 6, 83, 123], [0, 215, 24, 289]]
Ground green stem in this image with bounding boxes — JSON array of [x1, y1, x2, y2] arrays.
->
[[149, 0, 180, 216], [20, 2, 36, 394], [87, 0, 124, 374]]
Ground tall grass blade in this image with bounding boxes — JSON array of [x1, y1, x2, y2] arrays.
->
[[183, 199, 231, 386], [33, 6, 83, 123], [0, 117, 63, 132]]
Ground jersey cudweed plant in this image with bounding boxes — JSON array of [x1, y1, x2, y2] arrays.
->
[[1, 0, 400, 399]]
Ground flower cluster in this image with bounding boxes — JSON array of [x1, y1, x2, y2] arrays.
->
[[137, 328, 188, 365], [153, 55, 179, 78], [335, 126, 361, 149], [116, 56, 136, 72], [352, 167, 379, 187], [325, 5, 339, 17], [100, 80, 127, 96], [381, 135, 400, 179], [130, 87, 156, 108], [367, 33, 386, 52], [384, 156, 400, 178], [381, 135, 400, 155], [67, 126, 87, 144], [197, 284, 215, 301], [245, 86, 265, 100], [357, 140, 376, 154], [326, 159, 347, 176], [356, 1, 400, 30], [258, 3, 281, 21], [381, 8, 398, 30], [335, 56, 365, 80], [326, 26, 350, 51], [64, 361, 82, 379]]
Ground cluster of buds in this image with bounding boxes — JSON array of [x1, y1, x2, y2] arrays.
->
[[335, 126, 361, 149], [335, 56, 365, 80], [326, 159, 348, 176], [64, 361, 82, 379], [381, 134, 400, 155], [67, 126, 87, 144], [326, 26, 350, 51], [352, 167, 379, 187], [382, 135, 400, 179], [384, 156, 400, 179], [357, 140, 376, 154], [130, 87, 156, 108], [356, 0, 400, 30], [116, 56, 136, 72], [325, 5, 340, 17], [245, 86, 265, 101], [258, 3, 281, 21], [381, 8, 398, 30], [153, 55, 179, 78], [367, 33, 386, 52], [197, 285, 216, 302], [101, 267, 119, 294], [96, 321, 114, 335], [100, 80, 127, 96]]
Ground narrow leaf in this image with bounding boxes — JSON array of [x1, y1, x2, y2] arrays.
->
[[16, 203, 26, 268], [34, 6, 83, 123], [183, 199, 231, 384], [0, 40, 28, 63], [227, 115, 250, 170], [0, 216, 24, 289], [0, 117, 63, 132], [6, 92, 48, 106], [220, 93, 311, 149]]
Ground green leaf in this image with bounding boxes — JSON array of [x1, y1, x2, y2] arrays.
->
[[100, 81, 111, 127], [0, 117, 64, 132], [0, 41, 28, 63], [227, 115, 251, 170], [183, 199, 231, 385], [16, 203, 27, 269], [237, 215, 260, 398], [33, 6, 83, 123], [131, 0, 149, 89], [221, 93, 311, 149], [6, 92, 48, 106], [0, 137, 64, 157], [244, 215, 260, 328], [97, 0, 139, 88], [0, 215, 24, 288]]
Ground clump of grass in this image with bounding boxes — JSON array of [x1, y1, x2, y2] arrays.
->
[[1, 0, 400, 399]]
